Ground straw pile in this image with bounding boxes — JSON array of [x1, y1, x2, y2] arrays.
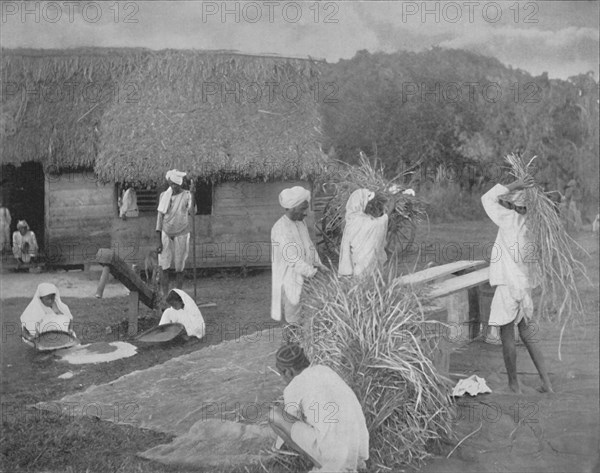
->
[[289, 266, 454, 470], [317, 154, 427, 261], [505, 153, 589, 355]]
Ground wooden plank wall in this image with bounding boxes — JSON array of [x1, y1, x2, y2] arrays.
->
[[111, 180, 317, 268], [45, 173, 113, 265]]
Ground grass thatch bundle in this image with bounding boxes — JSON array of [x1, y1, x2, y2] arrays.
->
[[289, 266, 454, 470], [317, 154, 427, 261], [505, 153, 588, 353]]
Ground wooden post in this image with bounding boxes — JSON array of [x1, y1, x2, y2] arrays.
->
[[128, 290, 139, 336], [95, 266, 111, 298]]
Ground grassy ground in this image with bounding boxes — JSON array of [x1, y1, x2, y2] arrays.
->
[[1, 222, 597, 473]]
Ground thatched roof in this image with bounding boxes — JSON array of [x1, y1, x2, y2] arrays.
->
[[1, 48, 328, 183], [1, 48, 144, 170], [95, 50, 327, 184]]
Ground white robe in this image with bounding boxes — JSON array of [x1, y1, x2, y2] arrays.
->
[[482, 184, 536, 325], [338, 189, 388, 277], [271, 215, 320, 321], [283, 365, 370, 472], [159, 289, 205, 339], [20, 283, 74, 337]]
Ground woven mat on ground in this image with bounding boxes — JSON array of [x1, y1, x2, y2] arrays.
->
[[36, 328, 285, 435], [138, 418, 277, 468]]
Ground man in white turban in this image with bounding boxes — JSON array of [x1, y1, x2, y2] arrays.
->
[[481, 176, 553, 394], [271, 186, 324, 325], [156, 169, 195, 296]]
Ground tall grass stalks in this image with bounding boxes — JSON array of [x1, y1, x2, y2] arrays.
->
[[291, 265, 454, 470], [505, 153, 589, 356]]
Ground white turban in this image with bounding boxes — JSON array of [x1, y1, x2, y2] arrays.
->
[[166, 169, 186, 186], [279, 186, 311, 209]]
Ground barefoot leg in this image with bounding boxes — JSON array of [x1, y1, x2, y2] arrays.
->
[[518, 319, 554, 393], [500, 322, 520, 393]]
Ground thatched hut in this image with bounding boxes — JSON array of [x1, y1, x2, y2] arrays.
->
[[1, 48, 326, 268]]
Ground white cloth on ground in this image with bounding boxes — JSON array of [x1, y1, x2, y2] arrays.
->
[[20, 283, 74, 337], [279, 186, 311, 209], [159, 289, 205, 339], [338, 188, 388, 277], [271, 215, 320, 321], [282, 365, 369, 473], [451, 375, 492, 397]]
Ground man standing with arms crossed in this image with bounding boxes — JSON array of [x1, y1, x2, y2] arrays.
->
[[156, 169, 195, 297]]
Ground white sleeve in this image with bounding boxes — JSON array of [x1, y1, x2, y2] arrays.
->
[[481, 184, 516, 228]]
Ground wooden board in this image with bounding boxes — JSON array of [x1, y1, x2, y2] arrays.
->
[[96, 248, 156, 308], [429, 267, 490, 298], [396, 260, 487, 286]]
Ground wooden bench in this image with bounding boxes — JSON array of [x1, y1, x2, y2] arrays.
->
[[95, 249, 158, 336], [399, 261, 491, 376]]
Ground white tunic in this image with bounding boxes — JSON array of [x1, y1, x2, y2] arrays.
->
[[283, 365, 370, 472], [271, 215, 320, 321], [481, 184, 535, 292]]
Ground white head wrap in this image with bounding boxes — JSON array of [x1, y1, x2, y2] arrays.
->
[[17, 220, 29, 230], [20, 283, 74, 336], [345, 189, 375, 219], [279, 186, 311, 209], [166, 169, 186, 186]]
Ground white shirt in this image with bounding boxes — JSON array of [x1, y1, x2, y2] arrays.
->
[[271, 215, 320, 321], [481, 184, 535, 292], [283, 365, 369, 472], [158, 289, 205, 339]]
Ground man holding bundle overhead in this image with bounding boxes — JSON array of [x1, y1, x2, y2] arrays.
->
[[156, 169, 195, 296], [270, 344, 370, 472], [271, 186, 325, 326], [481, 175, 554, 394]]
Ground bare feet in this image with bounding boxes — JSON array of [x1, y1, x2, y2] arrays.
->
[[537, 383, 555, 394]]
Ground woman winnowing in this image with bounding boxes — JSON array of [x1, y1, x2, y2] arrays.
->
[[159, 289, 206, 339], [338, 188, 390, 278], [20, 283, 76, 340]]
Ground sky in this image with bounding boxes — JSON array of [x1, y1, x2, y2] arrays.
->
[[2, 1, 599, 80]]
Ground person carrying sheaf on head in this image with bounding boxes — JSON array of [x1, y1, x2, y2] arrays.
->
[[338, 188, 394, 279], [481, 175, 553, 394]]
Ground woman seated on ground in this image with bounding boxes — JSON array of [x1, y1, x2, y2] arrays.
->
[[159, 289, 205, 340], [338, 188, 394, 278], [12, 220, 39, 270], [21, 283, 76, 342]]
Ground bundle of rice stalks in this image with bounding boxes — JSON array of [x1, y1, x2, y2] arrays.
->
[[316, 154, 427, 261], [291, 266, 454, 470], [505, 153, 589, 352]]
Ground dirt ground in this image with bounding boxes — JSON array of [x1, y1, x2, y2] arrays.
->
[[1, 222, 598, 473]]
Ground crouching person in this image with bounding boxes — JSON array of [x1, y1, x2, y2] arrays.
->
[[20, 283, 77, 343], [159, 289, 205, 340], [269, 344, 369, 472]]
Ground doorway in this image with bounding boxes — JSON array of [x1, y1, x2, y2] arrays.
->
[[1, 162, 45, 252]]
